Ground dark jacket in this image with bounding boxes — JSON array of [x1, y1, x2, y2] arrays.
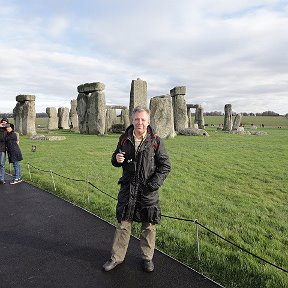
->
[[112, 125, 171, 224], [5, 132, 23, 163], [0, 128, 6, 152]]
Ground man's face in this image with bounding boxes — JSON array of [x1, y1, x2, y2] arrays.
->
[[132, 111, 149, 136]]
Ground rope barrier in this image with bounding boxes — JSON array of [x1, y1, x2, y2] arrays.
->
[[26, 162, 288, 274]]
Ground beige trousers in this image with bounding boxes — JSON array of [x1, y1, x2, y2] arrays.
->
[[111, 220, 156, 262]]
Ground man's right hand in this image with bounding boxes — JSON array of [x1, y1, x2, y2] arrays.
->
[[116, 152, 125, 163]]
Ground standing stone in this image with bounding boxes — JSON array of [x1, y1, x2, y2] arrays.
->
[[170, 86, 188, 132], [129, 78, 147, 118], [223, 104, 233, 131], [46, 107, 58, 130], [150, 95, 175, 139], [232, 113, 242, 130], [121, 108, 130, 129], [87, 84, 106, 135], [58, 107, 70, 129], [195, 106, 205, 129], [187, 108, 193, 128], [106, 107, 117, 132], [14, 95, 36, 136], [77, 93, 89, 133], [13, 103, 23, 134], [69, 99, 79, 130]]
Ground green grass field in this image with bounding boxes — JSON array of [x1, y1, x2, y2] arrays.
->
[[5, 120, 288, 287]]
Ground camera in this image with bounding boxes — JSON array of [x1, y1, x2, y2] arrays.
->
[[4, 124, 10, 128]]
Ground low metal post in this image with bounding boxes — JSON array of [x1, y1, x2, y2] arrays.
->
[[50, 170, 56, 192], [28, 163, 32, 181]]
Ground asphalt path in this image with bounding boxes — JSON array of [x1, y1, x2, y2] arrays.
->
[[0, 176, 223, 288]]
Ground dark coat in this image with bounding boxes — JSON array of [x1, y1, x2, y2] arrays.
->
[[0, 128, 6, 152], [112, 125, 171, 224], [5, 132, 23, 163]]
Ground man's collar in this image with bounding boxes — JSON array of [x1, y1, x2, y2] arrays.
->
[[133, 129, 147, 140]]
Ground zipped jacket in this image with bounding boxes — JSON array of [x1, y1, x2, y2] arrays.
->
[[112, 124, 171, 224], [5, 132, 23, 163]]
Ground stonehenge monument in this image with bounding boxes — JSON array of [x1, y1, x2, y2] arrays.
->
[[69, 99, 79, 130], [195, 106, 205, 129], [105, 106, 117, 132], [74, 81, 205, 137], [77, 92, 88, 133], [187, 104, 205, 129], [46, 107, 58, 130], [104, 105, 129, 133], [13, 95, 36, 136], [58, 107, 70, 130], [77, 82, 106, 135], [120, 107, 130, 129], [223, 104, 233, 131], [129, 78, 148, 118], [232, 113, 242, 131], [170, 86, 188, 132], [10, 79, 212, 138], [150, 95, 175, 139]]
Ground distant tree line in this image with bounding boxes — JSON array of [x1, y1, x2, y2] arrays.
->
[[204, 111, 283, 116], [0, 112, 48, 118], [0, 113, 13, 119]]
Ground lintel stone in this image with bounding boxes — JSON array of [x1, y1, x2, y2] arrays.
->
[[170, 86, 186, 96], [187, 104, 200, 109], [16, 95, 36, 102], [77, 82, 105, 93]]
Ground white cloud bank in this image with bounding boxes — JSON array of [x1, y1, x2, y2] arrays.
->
[[0, 0, 287, 114]]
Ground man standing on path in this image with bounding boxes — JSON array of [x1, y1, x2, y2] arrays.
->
[[103, 106, 171, 273], [0, 118, 9, 184]]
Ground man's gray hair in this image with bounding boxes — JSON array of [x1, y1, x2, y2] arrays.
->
[[132, 106, 150, 116]]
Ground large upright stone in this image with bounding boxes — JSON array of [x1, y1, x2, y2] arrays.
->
[[170, 86, 188, 132], [77, 93, 89, 133], [46, 107, 58, 130], [121, 108, 130, 129], [58, 107, 70, 129], [69, 99, 79, 130], [150, 95, 175, 139], [13, 103, 23, 134], [14, 95, 36, 136], [195, 106, 205, 129], [223, 104, 233, 131], [232, 113, 242, 130], [105, 107, 117, 132], [129, 78, 147, 118], [87, 86, 106, 135]]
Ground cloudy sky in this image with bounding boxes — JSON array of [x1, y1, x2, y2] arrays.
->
[[0, 0, 287, 114]]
